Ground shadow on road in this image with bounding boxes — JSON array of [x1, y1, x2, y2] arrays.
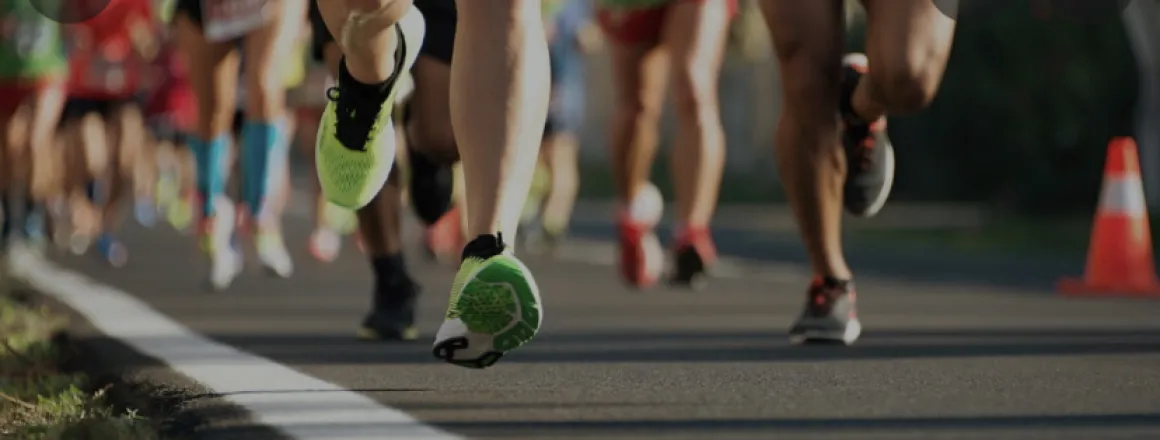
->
[[569, 222, 1081, 291], [82, 328, 1160, 368], [187, 413, 1160, 438]]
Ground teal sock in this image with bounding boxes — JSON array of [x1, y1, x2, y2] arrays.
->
[[189, 134, 229, 217], [240, 121, 283, 218]]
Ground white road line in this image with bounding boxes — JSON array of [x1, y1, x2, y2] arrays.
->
[[7, 247, 463, 440]]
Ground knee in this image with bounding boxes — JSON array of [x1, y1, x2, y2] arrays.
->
[[671, 66, 720, 125], [614, 92, 663, 131], [869, 54, 944, 112]]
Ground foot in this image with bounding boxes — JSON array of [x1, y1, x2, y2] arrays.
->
[[669, 227, 717, 290], [315, 22, 424, 209], [201, 199, 243, 291], [840, 53, 896, 218], [433, 234, 542, 369], [257, 229, 294, 278], [618, 218, 664, 289], [357, 277, 420, 342], [135, 198, 158, 228], [788, 276, 863, 345], [309, 227, 343, 263], [167, 193, 195, 232], [95, 234, 128, 268], [423, 205, 463, 263]]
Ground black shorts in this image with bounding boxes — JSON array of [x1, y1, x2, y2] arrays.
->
[[60, 98, 132, 126], [309, 0, 457, 64]]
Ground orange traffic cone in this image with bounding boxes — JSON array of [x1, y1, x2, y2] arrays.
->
[[1058, 137, 1160, 297]]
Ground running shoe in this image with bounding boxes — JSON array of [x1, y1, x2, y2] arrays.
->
[[316, 19, 424, 209], [201, 197, 243, 291], [669, 227, 717, 290], [788, 276, 862, 345], [358, 276, 420, 341], [95, 234, 128, 268], [433, 234, 542, 369], [309, 227, 343, 263], [135, 197, 158, 228], [619, 219, 664, 289], [840, 53, 895, 218], [256, 229, 294, 278]]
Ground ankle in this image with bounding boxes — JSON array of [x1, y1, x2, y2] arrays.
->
[[461, 233, 507, 261]]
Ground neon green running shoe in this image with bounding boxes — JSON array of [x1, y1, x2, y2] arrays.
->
[[315, 12, 424, 209], [433, 235, 542, 369]]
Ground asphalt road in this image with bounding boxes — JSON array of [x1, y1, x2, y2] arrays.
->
[[40, 208, 1160, 440]]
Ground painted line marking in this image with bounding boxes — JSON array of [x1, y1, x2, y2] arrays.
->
[[8, 247, 463, 440]]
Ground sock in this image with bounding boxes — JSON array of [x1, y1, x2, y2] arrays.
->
[[371, 253, 414, 309], [240, 120, 283, 218], [461, 233, 506, 261], [339, 57, 392, 95], [188, 134, 229, 218]]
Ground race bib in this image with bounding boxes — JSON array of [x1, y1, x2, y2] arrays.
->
[[202, 0, 271, 43]]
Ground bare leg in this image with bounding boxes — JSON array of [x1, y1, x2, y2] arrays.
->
[[758, 0, 848, 279], [452, 0, 550, 241]]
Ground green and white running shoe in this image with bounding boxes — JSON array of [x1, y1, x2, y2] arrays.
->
[[315, 9, 425, 209], [433, 235, 542, 369]]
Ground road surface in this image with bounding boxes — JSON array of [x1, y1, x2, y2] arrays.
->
[[22, 208, 1160, 440]]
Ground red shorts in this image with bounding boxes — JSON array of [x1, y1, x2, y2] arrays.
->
[[0, 80, 59, 117], [597, 0, 739, 44]]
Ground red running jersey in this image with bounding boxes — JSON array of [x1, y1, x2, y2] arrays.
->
[[145, 44, 196, 131], [67, 0, 155, 99]]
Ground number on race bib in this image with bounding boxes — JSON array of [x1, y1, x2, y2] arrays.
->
[[202, 0, 271, 43]]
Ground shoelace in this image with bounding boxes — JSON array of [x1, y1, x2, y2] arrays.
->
[[808, 277, 854, 315], [326, 25, 409, 152]]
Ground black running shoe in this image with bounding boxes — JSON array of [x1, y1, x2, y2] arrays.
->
[[789, 276, 863, 345], [839, 53, 895, 218], [357, 278, 420, 342]]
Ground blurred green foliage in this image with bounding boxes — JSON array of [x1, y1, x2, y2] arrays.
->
[[852, 1, 1138, 215]]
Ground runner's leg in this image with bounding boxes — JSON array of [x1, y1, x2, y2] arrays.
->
[[174, 9, 245, 290], [430, 0, 548, 368], [241, 0, 308, 278], [600, 6, 669, 288], [853, 0, 955, 123], [759, 0, 861, 344], [662, 0, 731, 287], [25, 83, 66, 249], [313, 0, 424, 209]]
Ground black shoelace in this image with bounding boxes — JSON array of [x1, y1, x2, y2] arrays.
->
[[325, 25, 409, 152]]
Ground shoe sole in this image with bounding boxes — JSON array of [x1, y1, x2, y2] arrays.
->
[[433, 255, 542, 369], [789, 318, 863, 346], [852, 142, 895, 218]]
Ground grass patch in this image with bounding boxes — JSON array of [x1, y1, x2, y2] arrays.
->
[[1, 287, 161, 439]]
